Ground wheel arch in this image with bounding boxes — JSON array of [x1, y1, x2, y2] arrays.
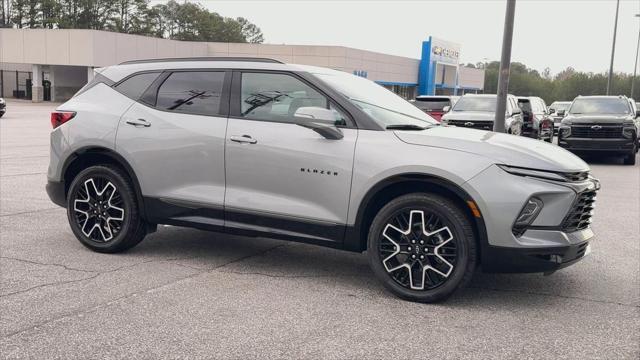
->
[[344, 173, 488, 259], [62, 146, 147, 219]]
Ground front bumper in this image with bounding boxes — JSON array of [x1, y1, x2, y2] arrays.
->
[[481, 238, 591, 273], [462, 165, 598, 273], [46, 180, 66, 208], [559, 137, 636, 154]]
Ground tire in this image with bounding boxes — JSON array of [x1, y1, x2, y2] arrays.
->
[[623, 150, 636, 165], [367, 193, 477, 303], [66, 165, 147, 253]]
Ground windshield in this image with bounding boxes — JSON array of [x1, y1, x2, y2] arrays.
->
[[550, 102, 570, 111], [452, 96, 496, 112], [569, 98, 631, 115], [312, 72, 437, 127]]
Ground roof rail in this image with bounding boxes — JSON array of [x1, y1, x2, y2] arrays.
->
[[119, 57, 284, 65]]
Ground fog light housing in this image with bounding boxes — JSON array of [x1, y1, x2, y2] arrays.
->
[[512, 197, 544, 236]]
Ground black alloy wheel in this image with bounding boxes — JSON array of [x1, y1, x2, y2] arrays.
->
[[367, 193, 476, 303]]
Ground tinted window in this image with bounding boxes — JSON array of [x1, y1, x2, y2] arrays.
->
[[569, 98, 631, 115], [517, 99, 531, 110], [453, 96, 496, 112], [156, 71, 225, 116], [240, 72, 348, 125], [115, 72, 159, 100]]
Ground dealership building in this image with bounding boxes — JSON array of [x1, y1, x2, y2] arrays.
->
[[0, 29, 484, 102]]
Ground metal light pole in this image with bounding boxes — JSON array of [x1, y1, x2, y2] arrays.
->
[[631, 14, 640, 99], [494, 0, 516, 133], [607, 0, 620, 95]]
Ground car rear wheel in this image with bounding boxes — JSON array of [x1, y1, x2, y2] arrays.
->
[[367, 193, 476, 303], [67, 165, 147, 253]]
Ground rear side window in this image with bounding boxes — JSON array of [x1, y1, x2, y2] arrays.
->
[[115, 72, 159, 100], [156, 71, 225, 116]]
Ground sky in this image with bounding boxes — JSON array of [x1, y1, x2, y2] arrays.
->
[[165, 0, 640, 75]]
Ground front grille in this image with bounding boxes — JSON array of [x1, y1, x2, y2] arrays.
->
[[570, 124, 623, 138], [562, 190, 596, 232], [447, 120, 493, 130]]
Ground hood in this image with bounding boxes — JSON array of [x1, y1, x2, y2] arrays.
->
[[441, 111, 495, 122], [395, 126, 589, 173], [563, 114, 632, 124]]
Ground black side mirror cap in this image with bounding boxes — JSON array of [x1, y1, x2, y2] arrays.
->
[[295, 121, 344, 140]]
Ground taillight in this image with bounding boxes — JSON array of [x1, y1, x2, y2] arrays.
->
[[50, 111, 76, 128]]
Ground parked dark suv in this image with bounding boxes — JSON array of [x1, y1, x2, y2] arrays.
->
[[558, 96, 639, 165]]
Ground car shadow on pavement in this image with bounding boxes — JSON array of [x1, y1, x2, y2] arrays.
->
[[121, 226, 594, 306]]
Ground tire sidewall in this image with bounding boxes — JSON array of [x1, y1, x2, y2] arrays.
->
[[66, 166, 137, 251], [367, 194, 475, 302]]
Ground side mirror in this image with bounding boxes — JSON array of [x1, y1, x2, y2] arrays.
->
[[294, 107, 344, 140], [442, 105, 451, 113], [548, 108, 555, 114], [557, 109, 566, 116]]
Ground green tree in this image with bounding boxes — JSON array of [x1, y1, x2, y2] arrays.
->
[[237, 16, 263, 43]]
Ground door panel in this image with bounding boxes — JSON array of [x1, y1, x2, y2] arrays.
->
[[225, 120, 357, 224], [116, 102, 227, 207], [224, 71, 358, 243]]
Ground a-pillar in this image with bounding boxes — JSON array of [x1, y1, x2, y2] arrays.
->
[[31, 64, 43, 102]]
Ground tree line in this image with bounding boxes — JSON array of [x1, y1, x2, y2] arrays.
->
[[469, 61, 639, 104], [0, 0, 264, 43]]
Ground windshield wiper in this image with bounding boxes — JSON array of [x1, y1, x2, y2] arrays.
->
[[386, 124, 430, 130]]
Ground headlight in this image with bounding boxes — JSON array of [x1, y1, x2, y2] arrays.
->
[[560, 126, 571, 138], [622, 126, 635, 139], [498, 164, 569, 182], [513, 197, 544, 236]]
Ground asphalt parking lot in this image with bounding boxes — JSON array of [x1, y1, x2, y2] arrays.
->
[[0, 99, 638, 359]]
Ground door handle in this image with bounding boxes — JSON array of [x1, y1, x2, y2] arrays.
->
[[230, 135, 257, 144], [126, 118, 151, 127]]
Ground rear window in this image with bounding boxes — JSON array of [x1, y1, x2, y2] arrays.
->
[[452, 96, 496, 112], [413, 99, 450, 111], [569, 98, 631, 115], [156, 71, 225, 116], [517, 99, 532, 113], [115, 72, 159, 100]]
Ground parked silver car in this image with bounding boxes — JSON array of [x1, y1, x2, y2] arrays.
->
[[46, 58, 599, 302], [440, 94, 524, 135], [549, 101, 572, 134]]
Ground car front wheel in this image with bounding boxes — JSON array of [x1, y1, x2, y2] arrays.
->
[[67, 165, 147, 253], [623, 147, 637, 165], [367, 193, 477, 303]]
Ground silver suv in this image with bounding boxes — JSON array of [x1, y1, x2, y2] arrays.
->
[[441, 94, 524, 135], [46, 58, 599, 302]]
